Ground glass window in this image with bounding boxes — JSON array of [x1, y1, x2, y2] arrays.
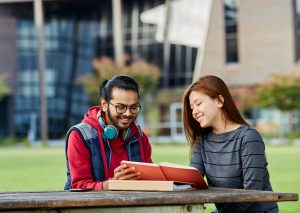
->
[[294, 0, 300, 61], [224, 0, 239, 63]]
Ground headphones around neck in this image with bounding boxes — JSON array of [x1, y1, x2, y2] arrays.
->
[[98, 116, 131, 141]]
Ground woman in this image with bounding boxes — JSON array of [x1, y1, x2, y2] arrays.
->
[[182, 75, 278, 213]]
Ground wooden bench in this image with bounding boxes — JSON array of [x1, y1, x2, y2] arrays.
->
[[0, 188, 298, 212]]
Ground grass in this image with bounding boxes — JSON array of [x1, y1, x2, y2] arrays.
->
[[0, 144, 299, 212], [264, 146, 300, 213], [0, 147, 66, 191]]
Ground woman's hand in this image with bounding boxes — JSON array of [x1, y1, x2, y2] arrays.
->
[[103, 164, 140, 190]]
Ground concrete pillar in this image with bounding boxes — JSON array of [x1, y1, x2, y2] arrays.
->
[[34, 0, 48, 141], [112, 0, 124, 60]]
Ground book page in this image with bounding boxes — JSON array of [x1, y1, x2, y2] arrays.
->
[[107, 180, 174, 191], [159, 162, 195, 169], [173, 183, 195, 191], [121, 160, 167, 180]]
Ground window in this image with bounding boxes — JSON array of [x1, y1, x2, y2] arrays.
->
[[224, 0, 239, 63], [294, 0, 300, 61]]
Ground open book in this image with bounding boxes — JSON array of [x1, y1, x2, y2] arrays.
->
[[120, 160, 208, 189]]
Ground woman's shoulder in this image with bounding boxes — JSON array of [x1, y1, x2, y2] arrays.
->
[[239, 124, 264, 143]]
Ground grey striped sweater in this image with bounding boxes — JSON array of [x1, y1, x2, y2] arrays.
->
[[190, 124, 278, 213]]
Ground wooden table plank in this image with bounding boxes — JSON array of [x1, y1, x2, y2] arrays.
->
[[0, 188, 298, 210]]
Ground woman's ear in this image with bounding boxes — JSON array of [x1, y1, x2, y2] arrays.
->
[[101, 98, 108, 112], [217, 95, 224, 107]]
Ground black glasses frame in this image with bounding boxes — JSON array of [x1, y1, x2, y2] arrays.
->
[[108, 102, 141, 114]]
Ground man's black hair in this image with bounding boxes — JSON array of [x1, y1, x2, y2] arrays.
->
[[99, 74, 140, 101]]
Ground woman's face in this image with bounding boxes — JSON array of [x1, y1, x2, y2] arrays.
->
[[189, 90, 223, 129]]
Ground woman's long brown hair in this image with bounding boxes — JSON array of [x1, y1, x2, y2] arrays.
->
[[182, 75, 248, 147]]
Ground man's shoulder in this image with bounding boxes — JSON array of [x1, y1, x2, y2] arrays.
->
[[68, 122, 98, 140]]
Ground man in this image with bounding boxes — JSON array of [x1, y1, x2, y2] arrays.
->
[[64, 75, 152, 190]]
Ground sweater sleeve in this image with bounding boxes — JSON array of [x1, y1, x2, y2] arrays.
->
[[217, 128, 269, 212], [241, 129, 267, 190], [189, 139, 205, 176], [67, 130, 104, 190]]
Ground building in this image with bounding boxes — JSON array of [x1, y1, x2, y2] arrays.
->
[[0, 0, 197, 140], [196, 0, 300, 134], [196, 0, 300, 85], [0, 0, 299, 140]]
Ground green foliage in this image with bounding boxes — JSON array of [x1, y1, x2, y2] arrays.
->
[[0, 136, 20, 146], [261, 132, 280, 141], [284, 130, 300, 141], [79, 57, 160, 105], [0, 136, 36, 147], [0, 75, 10, 100], [21, 137, 30, 147], [147, 107, 160, 137], [257, 74, 300, 111]]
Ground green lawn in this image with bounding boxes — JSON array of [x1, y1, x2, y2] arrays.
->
[[0, 144, 299, 212]]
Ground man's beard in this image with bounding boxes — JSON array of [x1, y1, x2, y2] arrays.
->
[[107, 106, 137, 131]]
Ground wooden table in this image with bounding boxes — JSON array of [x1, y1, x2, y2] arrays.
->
[[0, 188, 298, 213]]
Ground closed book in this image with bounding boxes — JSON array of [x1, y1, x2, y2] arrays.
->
[[121, 160, 208, 189], [106, 180, 194, 191]]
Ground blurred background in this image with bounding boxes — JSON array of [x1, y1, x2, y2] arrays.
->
[[1, 0, 300, 144], [0, 0, 299, 212], [1, 0, 300, 143]]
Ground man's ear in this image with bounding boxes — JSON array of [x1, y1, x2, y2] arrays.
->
[[101, 98, 108, 112], [216, 95, 224, 108]]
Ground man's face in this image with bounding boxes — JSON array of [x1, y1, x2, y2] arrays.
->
[[101, 88, 139, 131]]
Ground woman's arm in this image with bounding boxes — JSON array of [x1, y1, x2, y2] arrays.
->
[[241, 128, 267, 190], [189, 140, 206, 176]]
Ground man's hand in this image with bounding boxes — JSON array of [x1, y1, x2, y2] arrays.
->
[[112, 164, 140, 180], [102, 164, 140, 190]]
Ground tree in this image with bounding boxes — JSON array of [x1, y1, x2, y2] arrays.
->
[[0, 75, 10, 101], [257, 74, 300, 111], [256, 73, 300, 133], [79, 56, 161, 105]]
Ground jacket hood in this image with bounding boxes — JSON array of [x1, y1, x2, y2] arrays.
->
[[82, 106, 101, 129]]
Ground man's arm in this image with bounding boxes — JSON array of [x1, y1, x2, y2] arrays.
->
[[67, 130, 104, 190]]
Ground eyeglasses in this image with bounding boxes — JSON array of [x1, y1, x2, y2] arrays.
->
[[109, 102, 141, 114]]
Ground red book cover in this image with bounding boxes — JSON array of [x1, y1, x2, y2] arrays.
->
[[121, 161, 167, 180], [121, 160, 208, 189]]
